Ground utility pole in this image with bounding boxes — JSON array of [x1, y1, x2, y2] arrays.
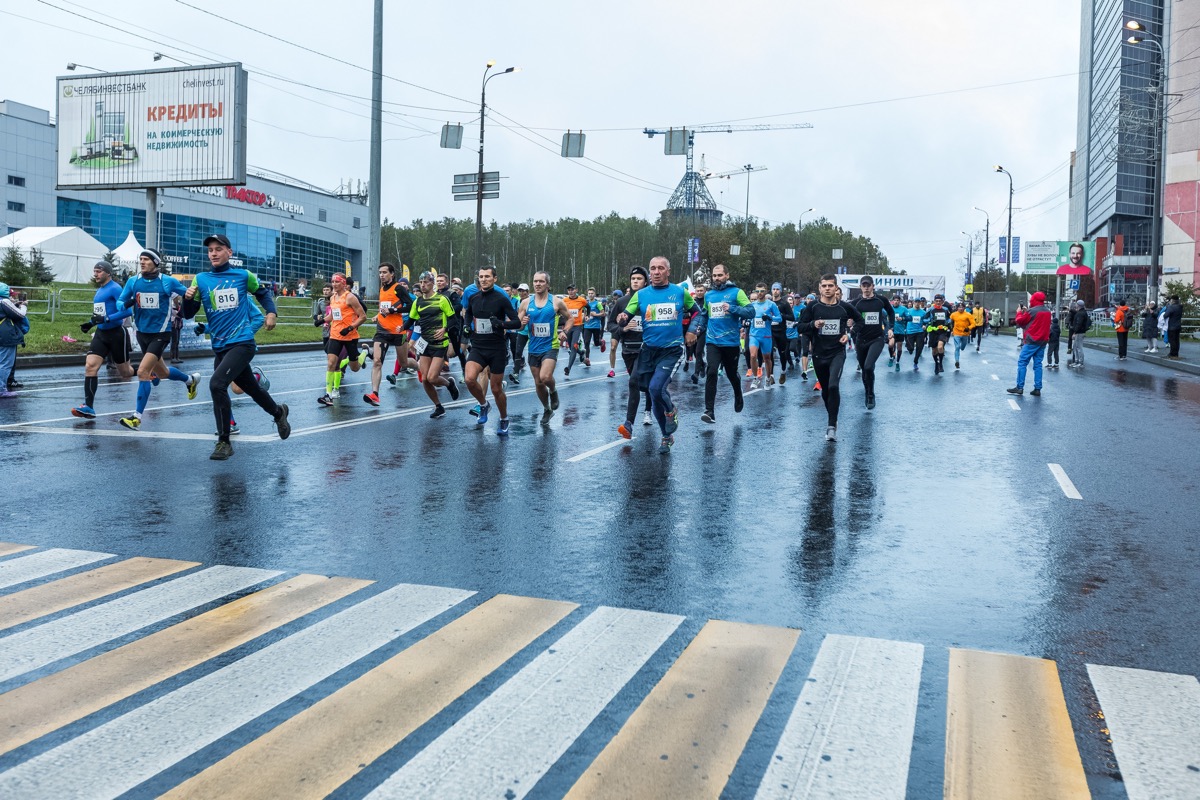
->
[[995, 166, 1014, 325], [366, 0, 382, 298]]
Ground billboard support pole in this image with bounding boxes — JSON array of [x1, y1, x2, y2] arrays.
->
[[145, 188, 158, 252], [366, 0, 383, 299]]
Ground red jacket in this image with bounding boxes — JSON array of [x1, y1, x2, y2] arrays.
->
[[1015, 303, 1052, 343]]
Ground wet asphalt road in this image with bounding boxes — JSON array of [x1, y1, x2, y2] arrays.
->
[[1, 335, 1198, 797]]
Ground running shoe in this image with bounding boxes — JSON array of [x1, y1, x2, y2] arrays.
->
[[600, 340, 606, 353], [887, 357, 894, 367], [683, 361, 689, 373], [71, 405, 97, 419], [274, 405, 291, 439], [779, 371, 787, 385], [751, 378, 761, 389], [756, 368, 763, 378], [477, 401, 490, 425], [469, 404, 480, 416], [386, 373, 397, 386], [801, 371, 808, 380], [229, 421, 240, 435], [867, 394, 875, 410], [734, 395, 744, 413], [497, 418, 510, 436], [253, 366, 270, 391], [564, 367, 571, 377], [550, 390, 560, 411], [690, 372, 698, 385], [607, 370, 615, 378], [913, 363, 919, 372], [618, 421, 634, 439], [585, 358, 591, 367], [895, 361, 900, 372], [404, 367, 417, 375], [643, 410, 653, 426], [363, 392, 380, 407], [825, 426, 837, 441], [813, 381, 822, 391], [210, 440, 234, 460], [446, 376, 460, 400], [659, 435, 674, 454], [430, 405, 446, 419], [118, 415, 140, 430], [541, 408, 554, 424], [0, 390, 16, 399], [664, 407, 679, 435], [767, 376, 775, 386], [318, 393, 334, 406], [955, 361, 960, 369], [745, 368, 753, 377], [508, 372, 520, 386], [701, 411, 715, 424]]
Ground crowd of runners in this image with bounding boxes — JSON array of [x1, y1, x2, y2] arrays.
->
[[63, 235, 1009, 459]]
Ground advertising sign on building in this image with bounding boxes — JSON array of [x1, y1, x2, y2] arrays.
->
[[1024, 240, 1096, 274], [56, 63, 248, 190]]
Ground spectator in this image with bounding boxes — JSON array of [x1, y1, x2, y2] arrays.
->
[[6, 290, 27, 390], [1008, 291, 1051, 396], [1064, 305, 1074, 354], [1045, 303, 1061, 369], [0, 282, 28, 398], [1068, 300, 1090, 368], [1164, 294, 1183, 358], [1113, 297, 1133, 360], [1141, 301, 1159, 353]]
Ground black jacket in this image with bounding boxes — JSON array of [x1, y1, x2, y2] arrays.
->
[[1164, 302, 1183, 331], [1070, 309, 1091, 334]]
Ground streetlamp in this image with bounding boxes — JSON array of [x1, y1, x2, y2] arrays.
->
[[65, 63, 104, 72], [476, 61, 519, 272], [1125, 19, 1167, 304], [994, 165, 1014, 326], [152, 52, 192, 66], [796, 208, 813, 289], [973, 206, 990, 287]]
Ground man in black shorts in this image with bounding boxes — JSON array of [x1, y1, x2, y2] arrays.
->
[[364, 263, 412, 406], [463, 265, 522, 436], [72, 261, 135, 419]]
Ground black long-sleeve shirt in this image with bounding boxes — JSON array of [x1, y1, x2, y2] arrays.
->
[[463, 286, 521, 350], [798, 300, 863, 358], [850, 296, 895, 342]]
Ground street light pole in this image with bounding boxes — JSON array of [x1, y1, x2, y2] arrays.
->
[[994, 166, 1014, 325], [743, 164, 753, 236], [973, 206, 990, 289], [477, 62, 517, 272], [797, 207, 813, 290], [1126, 20, 1167, 304], [366, 0, 383, 299]]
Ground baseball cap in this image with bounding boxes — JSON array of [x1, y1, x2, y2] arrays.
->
[[860, 275, 874, 285], [203, 234, 232, 249], [518, 283, 529, 291], [566, 283, 577, 290]]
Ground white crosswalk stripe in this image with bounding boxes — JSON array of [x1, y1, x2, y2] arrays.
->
[[0, 548, 113, 590]]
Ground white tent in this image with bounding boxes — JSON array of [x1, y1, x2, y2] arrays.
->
[[111, 231, 146, 271], [0, 226, 108, 284]]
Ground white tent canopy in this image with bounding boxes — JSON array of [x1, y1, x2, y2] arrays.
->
[[0, 226, 108, 284], [111, 231, 145, 271]]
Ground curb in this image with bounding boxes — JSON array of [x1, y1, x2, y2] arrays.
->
[[1080, 339, 1200, 377], [14, 341, 325, 370]]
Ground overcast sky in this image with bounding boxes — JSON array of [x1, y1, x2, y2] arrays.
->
[[3, 0, 1081, 292]]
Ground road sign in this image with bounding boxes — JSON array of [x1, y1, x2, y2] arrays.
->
[[561, 132, 586, 158], [451, 183, 500, 194], [964, 283, 974, 294], [784, 248, 796, 259], [832, 248, 844, 259], [440, 124, 463, 149], [730, 244, 741, 256], [455, 192, 499, 201], [1069, 278, 1080, 290], [453, 172, 499, 184]]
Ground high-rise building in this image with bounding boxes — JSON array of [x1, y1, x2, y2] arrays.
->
[[1163, 0, 1200, 292]]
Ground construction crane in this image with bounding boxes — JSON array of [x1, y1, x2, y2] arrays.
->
[[644, 124, 811, 225]]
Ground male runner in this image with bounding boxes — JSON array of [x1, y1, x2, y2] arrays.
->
[[798, 292, 817, 380], [436, 272, 466, 373], [581, 288, 606, 363], [71, 261, 135, 418], [618, 257, 696, 453], [748, 283, 782, 388], [182, 234, 290, 460], [972, 301, 986, 350], [364, 263, 410, 406], [769, 282, 795, 376], [950, 302, 976, 368], [924, 295, 953, 374], [615, 267, 654, 437], [318, 274, 368, 405], [797, 273, 863, 441], [606, 288, 625, 378], [114, 249, 201, 429], [905, 297, 927, 370], [508, 282, 530, 385], [849, 275, 895, 409], [463, 265, 522, 435], [691, 263, 754, 424], [517, 271, 573, 422], [408, 270, 460, 417], [686, 284, 709, 383], [561, 285, 589, 375], [889, 295, 907, 371]]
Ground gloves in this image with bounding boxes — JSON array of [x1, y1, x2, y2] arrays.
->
[[80, 321, 94, 333], [313, 316, 324, 327], [90, 313, 106, 325], [194, 323, 206, 335], [339, 326, 354, 337], [489, 316, 504, 331]]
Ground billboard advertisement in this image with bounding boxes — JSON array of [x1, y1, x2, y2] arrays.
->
[[836, 274, 947, 297], [56, 63, 247, 190], [1024, 241, 1096, 274]]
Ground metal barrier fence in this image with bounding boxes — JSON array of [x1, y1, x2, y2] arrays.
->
[[8, 286, 55, 321]]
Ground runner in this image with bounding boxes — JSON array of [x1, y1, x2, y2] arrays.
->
[[581, 288, 606, 364], [182, 233, 290, 460], [785, 294, 803, 373], [71, 261, 135, 419], [905, 297, 927, 371], [436, 272, 466, 373], [364, 263, 411, 406], [924, 295, 953, 374], [690, 263, 753, 424], [605, 288, 624, 378], [408, 271, 460, 417], [950, 302, 976, 369], [615, 267, 654, 437], [972, 301, 986, 350], [849, 275, 895, 410], [769, 282, 794, 377], [799, 292, 817, 380], [561, 285, 589, 375], [517, 271, 572, 423], [463, 265, 522, 435], [889, 295, 907, 371], [617, 257, 696, 453], [797, 273, 863, 441], [686, 283, 708, 384], [748, 283, 782, 388], [318, 274, 368, 406], [508, 282, 530, 385], [114, 248, 201, 429]]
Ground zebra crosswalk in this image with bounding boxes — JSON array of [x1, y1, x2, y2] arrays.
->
[[0, 542, 1196, 799]]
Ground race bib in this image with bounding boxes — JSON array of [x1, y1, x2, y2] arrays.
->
[[753, 318, 766, 328], [331, 307, 343, 321], [138, 292, 160, 310], [213, 288, 239, 311], [786, 320, 796, 329], [532, 322, 551, 338], [630, 317, 642, 331], [475, 317, 493, 334], [412, 337, 428, 355], [708, 303, 728, 319], [379, 301, 392, 314], [93, 302, 106, 316], [935, 313, 947, 322], [569, 308, 579, 319], [864, 312, 879, 325], [819, 319, 841, 336], [651, 303, 677, 322]]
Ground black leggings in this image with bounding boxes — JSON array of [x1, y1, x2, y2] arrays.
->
[[704, 344, 743, 413], [773, 331, 791, 369], [686, 332, 707, 374], [211, 342, 279, 441], [813, 350, 847, 427], [508, 332, 527, 372], [856, 337, 886, 397], [448, 325, 466, 369], [906, 332, 925, 362], [622, 350, 651, 423]]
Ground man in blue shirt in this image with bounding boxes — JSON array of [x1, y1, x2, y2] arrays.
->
[[71, 261, 135, 419], [686, 263, 754, 424], [748, 283, 782, 388], [183, 234, 291, 460]]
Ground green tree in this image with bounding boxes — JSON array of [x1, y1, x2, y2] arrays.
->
[[0, 245, 32, 287], [28, 247, 54, 285], [1163, 279, 1200, 319]]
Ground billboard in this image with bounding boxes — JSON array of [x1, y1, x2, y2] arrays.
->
[[836, 274, 946, 297], [1024, 241, 1096, 274], [56, 63, 247, 190]]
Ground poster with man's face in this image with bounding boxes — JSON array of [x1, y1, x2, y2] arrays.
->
[[1024, 241, 1096, 273]]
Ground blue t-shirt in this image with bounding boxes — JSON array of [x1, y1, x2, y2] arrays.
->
[[525, 294, 561, 355], [190, 267, 276, 350], [584, 299, 605, 329], [702, 284, 753, 347], [92, 280, 129, 331], [749, 299, 781, 340], [119, 274, 188, 334], [906, 308, 927, 335], [625, 283, 696, 349], [892, 305, 908, 334]]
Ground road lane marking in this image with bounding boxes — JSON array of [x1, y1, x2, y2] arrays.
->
[[1048, 463, 1082, 500], [0, 573, 370, 755], [567, 620, 798, 799], [1008, 398, 1020, 411], [164, 594, 576, 800], [0, 582, 473, 800], [0, 543, 36, 558], [1087, 664, 1200, 800], [756, 634, 923, 800], [568, 438, 631, 462], [0, 548, 113, 590], [945, 648, 1089, 799], [982, 359, 989, 364], [10, 362, 331, 395], [0, 565, 281, 683], [991, 374, 999, 380], [0, 557, 198, 632], [368, 606, 684, 800]]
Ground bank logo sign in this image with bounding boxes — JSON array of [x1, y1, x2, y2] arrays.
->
[[56, 63, 247, 191]]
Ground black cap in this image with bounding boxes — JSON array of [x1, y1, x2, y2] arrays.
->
[[203, 234, 232, 249], [93, 260, 113, 274], [566, 283, 576, 290], [860, 275, 874, 285], [629, 266, 648, 280]]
